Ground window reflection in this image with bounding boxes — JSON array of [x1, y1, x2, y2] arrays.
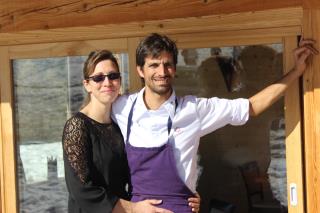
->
[[13, 54, 128, 213], [176, 44, 287, 213]]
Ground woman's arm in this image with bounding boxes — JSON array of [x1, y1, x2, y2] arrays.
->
[[62, 116, 118, 213]]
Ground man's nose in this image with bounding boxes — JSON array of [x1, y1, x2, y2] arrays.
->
[[158, 63, 168, 75]]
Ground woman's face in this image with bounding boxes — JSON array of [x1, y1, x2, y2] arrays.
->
[[84, 59, 121, 105]]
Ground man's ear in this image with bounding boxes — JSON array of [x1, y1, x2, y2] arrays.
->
[[137, 66, 145, 78]]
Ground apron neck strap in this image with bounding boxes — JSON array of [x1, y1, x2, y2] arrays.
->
[[126, 97, 178, 144]]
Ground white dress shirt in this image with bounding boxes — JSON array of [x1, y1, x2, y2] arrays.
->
[[112, 88, 249, 192]]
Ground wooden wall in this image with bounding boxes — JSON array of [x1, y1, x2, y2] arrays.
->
[[302, 8, 320, 213], [0, 0, 301, 33]]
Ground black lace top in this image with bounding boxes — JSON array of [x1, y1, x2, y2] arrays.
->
[[62, 112, 131, 213]]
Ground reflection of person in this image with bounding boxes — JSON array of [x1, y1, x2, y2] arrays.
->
[[62, 50, 176, 213], [112, 33, 318, 212]]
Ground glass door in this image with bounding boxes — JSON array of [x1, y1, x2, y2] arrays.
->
[[13, 54, 129, 213], [174, 43, 286, 212], [0, 33, 303, 213]]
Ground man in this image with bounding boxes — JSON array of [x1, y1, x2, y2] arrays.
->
[[112, 33, 318, 212]]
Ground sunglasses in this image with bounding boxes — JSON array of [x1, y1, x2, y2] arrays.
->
[[87, 72, 121, 83]]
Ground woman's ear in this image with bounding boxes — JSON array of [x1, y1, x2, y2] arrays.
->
[[83, 80, 91, 93]]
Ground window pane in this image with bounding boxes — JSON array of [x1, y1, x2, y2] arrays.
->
[[176, 45, 287, 212], [13, 54, 129, 213]]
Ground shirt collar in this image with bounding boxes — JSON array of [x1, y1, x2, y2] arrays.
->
[[136, 87, 177, 120]]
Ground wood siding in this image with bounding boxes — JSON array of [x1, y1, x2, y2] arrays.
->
[[0, 7, 303, 46], [303, 9, 320, 213], [0, 0, 301, 33]]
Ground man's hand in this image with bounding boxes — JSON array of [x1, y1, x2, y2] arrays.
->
[[294, 38, 318, 75], [188, 193, 201, 213], [132, 199, 173, 213]]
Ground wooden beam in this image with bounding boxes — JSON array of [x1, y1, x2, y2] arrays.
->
[[7, 38, 128, 59], [0, 0, 302, 33], [0, 87, 4, 213], [302, 9, 320, 213], [303, 0, 320, 9], [127, 37, 142, 93], [0, 47, 18, 213], [283, 36, 305, 213], [0, 7, 303, 46]]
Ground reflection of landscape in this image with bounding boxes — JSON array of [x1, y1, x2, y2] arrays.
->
[[19, 142, 67, 213], [14, 54, 128, 213], [14, 57, 86, 213], [13, 57, 86, 143]]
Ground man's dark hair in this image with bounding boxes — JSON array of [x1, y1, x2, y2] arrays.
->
[[136, 33, 178, 68]]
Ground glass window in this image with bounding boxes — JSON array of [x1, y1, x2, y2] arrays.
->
[[13, 54, 129, 213], [176, 44, 287, 212]]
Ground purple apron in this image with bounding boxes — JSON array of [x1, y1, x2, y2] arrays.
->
[[125, 98, 195, 213]]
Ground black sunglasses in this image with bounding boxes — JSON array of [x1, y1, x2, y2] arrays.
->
[[87, 72, 121, 83]]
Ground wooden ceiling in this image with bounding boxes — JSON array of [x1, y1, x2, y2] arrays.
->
[[0, 0, 303, 33]]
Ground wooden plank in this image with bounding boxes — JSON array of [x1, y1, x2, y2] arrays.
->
[[8, 38, 128, 59], [0, 47, 17, 213], [283, 36, 305, 213], [127, 37, 142, 93], [0, 0, 301, 33], [302, 9, 320, 213], [0, 86, 4, 213], [173, 27, 300, 48], [0, 7, 303, 46], [303, 0, 320, 9]]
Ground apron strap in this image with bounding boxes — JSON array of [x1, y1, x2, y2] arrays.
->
[[126, 97, 178, 144]]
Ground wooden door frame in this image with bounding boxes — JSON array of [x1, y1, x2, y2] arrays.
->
[[0, 6, 304, 213]]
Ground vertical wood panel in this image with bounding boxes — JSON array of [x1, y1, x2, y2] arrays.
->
[[302, 9, 320, 213], [127, 37, 142, 93], [283, 36, 305, 213], [0, 47, 17, 213], [0, 85, 4, 213]]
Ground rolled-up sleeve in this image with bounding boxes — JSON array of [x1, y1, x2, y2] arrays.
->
[[196, 97, 249, 136]]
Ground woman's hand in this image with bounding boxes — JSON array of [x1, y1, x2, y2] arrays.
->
[[188, 192, 201, 213]]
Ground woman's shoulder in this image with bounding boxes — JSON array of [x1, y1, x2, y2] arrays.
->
[[63, 112, 88, 131]]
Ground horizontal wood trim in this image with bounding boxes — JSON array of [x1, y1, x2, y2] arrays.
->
[[8, 38, 128, 59], [0, 0, 302, 33], [303, 0, 320, 8], [0, 47, 17, 213], [173, 27, 300, 48], [0, 7, 303, 46]]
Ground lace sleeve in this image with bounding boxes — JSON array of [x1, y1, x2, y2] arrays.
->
[[62, 116, 89, 184]]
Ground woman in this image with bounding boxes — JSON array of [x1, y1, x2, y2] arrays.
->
[[62, 50, 200, 213]]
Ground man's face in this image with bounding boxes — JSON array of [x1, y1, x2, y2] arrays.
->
[[137, 51, 176, 96]]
